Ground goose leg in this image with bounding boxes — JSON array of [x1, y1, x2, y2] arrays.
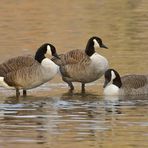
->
[[81, 83, 85, 93], [68, 82, 74, 91], [16, 88, 20, 98], [62, 77, 74, 91], [23, 90, 27, 97]]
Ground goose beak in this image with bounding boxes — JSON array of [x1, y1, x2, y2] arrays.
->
[[103, 79, 109, 88], [101, 43, 108, 49], [53, 53, 60, 59]]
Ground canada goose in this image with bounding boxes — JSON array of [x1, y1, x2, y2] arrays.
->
[[0, 43, 60, 98], [103, 69, 148, 96], [52, 36, 109, 92]]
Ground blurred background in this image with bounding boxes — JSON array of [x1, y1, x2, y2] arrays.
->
[[0, 0, 148, 75]]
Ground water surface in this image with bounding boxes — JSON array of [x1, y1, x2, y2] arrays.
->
[[0, 0, 148, 148]]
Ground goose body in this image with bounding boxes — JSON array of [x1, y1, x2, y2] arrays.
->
[[0, 55, 35, 76], [52, 36, 109, 92], [103, 69, 148, 96], [0, 43, 59, 97]]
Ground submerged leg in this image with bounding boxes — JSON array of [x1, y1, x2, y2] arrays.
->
[[68, 82, 74, 91], [23, 90, 27, 97], [16, 88, 20, 98], [81, 83, 85, 93], [62, 77, 74, 91]]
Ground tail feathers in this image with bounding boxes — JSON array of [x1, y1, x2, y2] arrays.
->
[[0, 77, 13, 89]]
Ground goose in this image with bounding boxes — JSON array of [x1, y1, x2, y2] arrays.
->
[[52, 36, 109, 92], [0, 43, 60, 98], [103, 69, 148, 96]]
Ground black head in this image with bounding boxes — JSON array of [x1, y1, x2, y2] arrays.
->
[[85, 36, 108, 56], [35, 43, 60, 63], [103, 69, 122, 88]]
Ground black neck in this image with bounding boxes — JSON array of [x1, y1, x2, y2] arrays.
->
[[35, 49, 46, 63], [113, 77, 122, 88], [85, 41, 95, 56]]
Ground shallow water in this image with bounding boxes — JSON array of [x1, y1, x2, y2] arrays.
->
[[0, 91, 148, 148], [0, 0, 148, 148]]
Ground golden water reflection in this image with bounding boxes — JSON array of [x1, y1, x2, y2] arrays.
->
[[0, 94, 148, 148]]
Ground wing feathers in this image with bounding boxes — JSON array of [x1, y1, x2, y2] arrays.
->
[[52, 49, 88, 65], [0, 56, 35, 77], [121, 75, 148, 89]]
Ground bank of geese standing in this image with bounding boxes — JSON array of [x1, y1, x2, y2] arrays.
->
[[1, 36, 146, 97]]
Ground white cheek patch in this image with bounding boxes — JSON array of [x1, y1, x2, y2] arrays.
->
[[111, 70, 116, 81], [47, 45, 52, 55], [93, 39, 100, 49]]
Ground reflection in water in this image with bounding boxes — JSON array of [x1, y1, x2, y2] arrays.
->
[[0, 94, 148, 148], [0, 0, 148, 148]]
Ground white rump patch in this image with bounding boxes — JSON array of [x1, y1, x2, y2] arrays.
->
[[47, 45, 52, 55], [93, 39, 100, 49], [111, 70, 116, 81]]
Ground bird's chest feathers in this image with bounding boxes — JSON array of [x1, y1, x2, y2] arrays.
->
[[104, 84, 119, 96], [41, 58, 58, 79], [90, 53, 108, 72]]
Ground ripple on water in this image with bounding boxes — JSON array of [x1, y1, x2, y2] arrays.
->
[[0, 94, 148, 148]]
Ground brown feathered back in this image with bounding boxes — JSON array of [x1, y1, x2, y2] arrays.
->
[[121, 75, 148, 89], [52, 49, 94, 82], [52, 49, 88, 66], [4, 61, 41, 88], [0, 55, 35, 77], [120, 75, 148, 95]]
